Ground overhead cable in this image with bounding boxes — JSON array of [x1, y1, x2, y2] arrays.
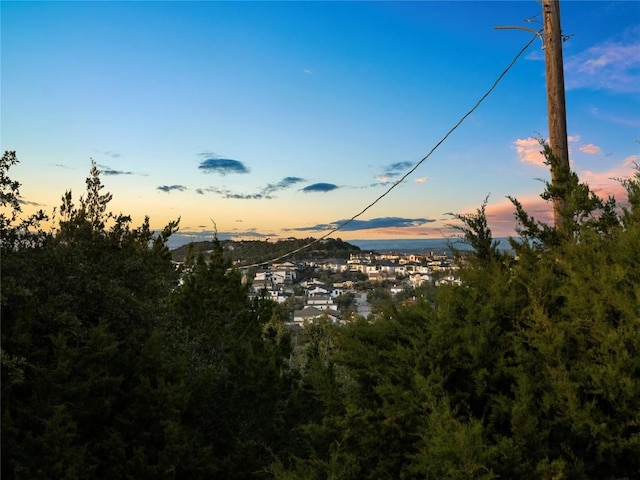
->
[[239, 32, 540, 268]]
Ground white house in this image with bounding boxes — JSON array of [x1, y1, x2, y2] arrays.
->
[[270, 262, 299, 283], [306, 294, 339, 311], [292, 306, 341, 325], [318, 258, 349, 273], [409, 273, 433, 287]]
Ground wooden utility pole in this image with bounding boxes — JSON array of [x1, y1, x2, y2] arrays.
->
[[542, 0, 570, 232]]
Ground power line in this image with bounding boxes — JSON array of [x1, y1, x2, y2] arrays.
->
[[239, 33, 540, 268]]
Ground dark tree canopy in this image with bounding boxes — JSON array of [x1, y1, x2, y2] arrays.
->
[[3, 150, 639, 479], [270, 158, 640, 479], [1, 155, 301, 479]]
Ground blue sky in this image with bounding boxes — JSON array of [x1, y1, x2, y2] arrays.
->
[[2, 1, 639, 246]]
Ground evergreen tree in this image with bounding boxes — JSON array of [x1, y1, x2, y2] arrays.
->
[[271, 156, 640, 478], [2, 154, 313, 478], [2, 157, 188, 479], [169, 240, 303, 479]]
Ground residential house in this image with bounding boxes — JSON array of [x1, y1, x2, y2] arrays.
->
[[292, 306, 341, 325], [307, 294, 339, 311]]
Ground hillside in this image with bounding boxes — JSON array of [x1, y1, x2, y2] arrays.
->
[[170, 237, 361, 264]]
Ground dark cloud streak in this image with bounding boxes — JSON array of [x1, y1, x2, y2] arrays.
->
[[18, 198, 45, 207], [199, 176, 306, 200], [204, 186, 266, 200], [97, 164, 139, 176], [198, 158, 250, 175], [286, 216, 434, 232], [102, 169, 134, 176], [157, 185, 187, 193], [301, 182, 339, 193], [262, 176, 305, 195], [384, 161, 413, 175]]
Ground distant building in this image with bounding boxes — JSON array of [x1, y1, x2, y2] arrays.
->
[[292, 306, 341, 325]]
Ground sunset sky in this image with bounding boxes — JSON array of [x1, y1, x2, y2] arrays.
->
[[2, 1, 639, 246]]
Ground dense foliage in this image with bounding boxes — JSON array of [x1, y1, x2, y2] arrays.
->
[[2, 149, 639, 479], [1, 154, 299, 479], [270, 156, 640, 479]]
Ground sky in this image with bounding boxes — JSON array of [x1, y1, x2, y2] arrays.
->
[[2, 1, 639, 247]]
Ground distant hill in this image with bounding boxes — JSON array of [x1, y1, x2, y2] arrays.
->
[[171, 237, 361, 264]]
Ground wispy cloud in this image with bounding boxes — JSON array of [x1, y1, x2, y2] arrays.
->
[[483, 195, 553, 237], [99, 165, 135, 176], [262, 176, 306, 196], [514, 136, 586, 166], [287, 216, 434, 232], [414, 176, 429, 184], [514, 137, 545, 166], [204, 187, 264, 200], [368, 161, 417, 187], [199, 176, 306, 200], [157, 185, 187, 193], [459, 154, 639, 238], [384, 161, 413, 176], [228, 227, 271, 238], [448, 196, 554, 240], [373, 176, 394, 186], [525, 49, 544, 62], [624, 154, 640, 167], [565, 37, 640, 93], [18, 197, 46, 207], [93, 150, 122, 159], [580, 155, 638, 200], [301, 183, 339, 193], [579, 144, 601, 155], [198, 153, 250, 175]]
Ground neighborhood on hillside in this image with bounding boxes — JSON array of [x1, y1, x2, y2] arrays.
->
[[236, 250, 461, 327]]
